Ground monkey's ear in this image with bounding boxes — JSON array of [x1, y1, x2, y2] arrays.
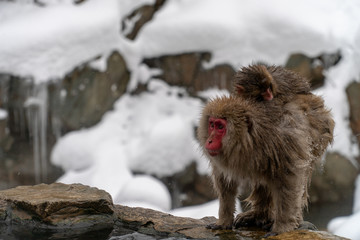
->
[[235, 84, 245, 95], [261, 88, 273, 101]]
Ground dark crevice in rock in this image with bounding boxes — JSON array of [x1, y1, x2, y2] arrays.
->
[[123, 0, 167, 40]]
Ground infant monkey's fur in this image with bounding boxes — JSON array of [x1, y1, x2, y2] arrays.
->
[[234, 64, 311, 102], [198, 64, 334, 235]]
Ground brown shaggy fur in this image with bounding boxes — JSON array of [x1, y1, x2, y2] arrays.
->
[[197, 65, 334, 234]]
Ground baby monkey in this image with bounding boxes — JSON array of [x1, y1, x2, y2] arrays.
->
[[198, 64, 334, 236], [234, 64, 311, 102]]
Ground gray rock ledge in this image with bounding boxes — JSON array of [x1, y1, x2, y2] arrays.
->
[[0, 183, 349, 240]]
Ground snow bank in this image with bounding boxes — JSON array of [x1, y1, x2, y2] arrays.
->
[[57, 142, 132, 198], [0, 0, 152, 83], [54, 80, 209, 210], [169, 199, 241, 219], [134, 0, 360, 67], [328, 211, 360, 240], [114, 175, 171, 212], [328, 175, 360, 240], [53, 80, 207, 176], [170, 200, 220, 219]]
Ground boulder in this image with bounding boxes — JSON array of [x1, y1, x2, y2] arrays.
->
[[0, 183, 349, 239], [0, 183, 114, 229], [54, 51, 130, 132], [307, 152, 358, 228], [143, 52, 235, 95], [160, 162, 216, 208], [285, 53, 325, 89], [285, 51, 341, 89], [346, 81, 360, 160], [310, 152, 358, 203]]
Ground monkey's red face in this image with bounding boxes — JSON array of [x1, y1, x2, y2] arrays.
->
[[206, 117, 227, 156]]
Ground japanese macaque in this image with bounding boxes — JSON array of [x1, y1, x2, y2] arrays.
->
[[233, 64, 311, 102], [197, 65, 334, 235]]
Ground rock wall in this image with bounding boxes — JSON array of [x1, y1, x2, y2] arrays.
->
[[0, 51, 130, 187], [143, 52, 235, 95]]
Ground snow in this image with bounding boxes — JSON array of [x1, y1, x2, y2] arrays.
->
[[114, 175, 171, 212], [328, 212, 360, 240], [1, 0, 360, 238], [134, 0, 359, 67], [169, 199, 241, 220], [354, 175, 360, 213], [327, 175, 360, 239], [0, 109, 8, 120], [54, 79, 209, 210], [197, 88, 230, 100], [52, 79, 208, 176], [0, 0, 152, 83], [170, 200, 220, 219], [57, 142, 132, 198]]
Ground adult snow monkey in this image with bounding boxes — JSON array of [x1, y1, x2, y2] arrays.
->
[[197, 64, 334, 236]]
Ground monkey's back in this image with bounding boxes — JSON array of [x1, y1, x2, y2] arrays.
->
[[290, 93, 334, 159]]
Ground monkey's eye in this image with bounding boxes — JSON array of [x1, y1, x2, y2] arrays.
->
[[217, 124, 224, 130], [209, 121, 215, 129]]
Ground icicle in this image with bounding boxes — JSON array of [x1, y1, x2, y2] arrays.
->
[[0, 75, 10, 105], [25, 82, 48, 183], [39, 83, 48, 182], [50, 81, 63, 141]]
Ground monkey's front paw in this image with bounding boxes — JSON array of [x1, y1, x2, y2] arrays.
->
[[234, 212, 272, 230], [206, 223, 232, 230], [233, 212, 256, 228], [297, 221, 318, 231]]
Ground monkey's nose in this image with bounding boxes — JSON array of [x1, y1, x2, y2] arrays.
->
[[208, 140, 212, 143]]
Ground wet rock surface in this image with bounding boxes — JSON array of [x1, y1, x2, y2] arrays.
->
[[0, 183, 350, 239]]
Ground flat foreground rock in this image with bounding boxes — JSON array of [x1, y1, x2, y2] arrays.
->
[[0, 183, 114, 229], [0, 183, 350, 239]]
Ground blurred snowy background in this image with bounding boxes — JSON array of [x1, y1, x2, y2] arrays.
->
[[0, 0, 359, 239]]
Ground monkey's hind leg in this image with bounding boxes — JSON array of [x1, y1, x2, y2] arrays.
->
[[234, 184, 273, 230], [269, 176, 304, 234]]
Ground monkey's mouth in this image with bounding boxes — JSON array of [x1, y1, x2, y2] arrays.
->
[[207, 149, 220, 156]]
